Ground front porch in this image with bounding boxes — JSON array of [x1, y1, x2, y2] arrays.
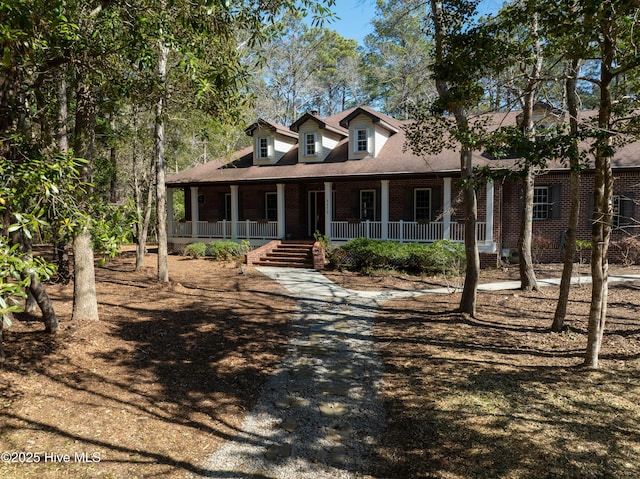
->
[[167, 177, 498, 253]]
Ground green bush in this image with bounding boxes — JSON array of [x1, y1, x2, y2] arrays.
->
[[207, 240, 250, 261], [336, 238, 465, 276], [183, 243, 207, 259]]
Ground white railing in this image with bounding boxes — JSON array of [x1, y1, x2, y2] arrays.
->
[[171, 219, 487, 243], [236, 220, 278, 240], [170, 220, 277, 240], [331, 221, 383, 240], [331, 220, 487, 243]]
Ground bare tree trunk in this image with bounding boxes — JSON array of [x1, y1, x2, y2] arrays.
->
[[72, 71, 99, 321], [137, 180, 154, 271], [26, 272, 59, 333], [460, 148, 480, 316], [155, 42, 170, 282], [518, 166, 538, 291], [430, 0, 479, 317], [552, 59, 581, 332], [72, 228, 99, 321], [518, 11, 543, 291], [584, 24, 616, 369], [54, 65, 72, 284]]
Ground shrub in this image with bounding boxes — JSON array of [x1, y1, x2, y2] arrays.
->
[[207, 240, 250, 261], [613, 237, 640, 265], [183, 243, 207, 259], [335, 238, 465, 276]]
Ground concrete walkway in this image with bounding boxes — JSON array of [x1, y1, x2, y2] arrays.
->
[[197, 268, 640, 478]]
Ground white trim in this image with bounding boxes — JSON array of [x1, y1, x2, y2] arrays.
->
[[443, 177, 452, 240], [324, 182, 333, 240], [381, 180, 389, 240], [190, 186, 199, 238], [230, 185, 239, 240], [486, 179, 494, 244]]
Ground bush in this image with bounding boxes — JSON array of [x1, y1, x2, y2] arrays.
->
[[183, 243, 207, 259], [335, 238, 465, 276], [207, 240, 250, 261], [613, 237, 640, 265]]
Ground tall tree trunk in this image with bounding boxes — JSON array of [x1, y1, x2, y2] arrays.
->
[[138, 179, 154, 271], [518, 166, 538, 291], [72, 71, 99, 321], [54, 65, 72, 284], [430, 0, 479, 317], [460, 150, 480, 316], [518, 10, 543, 292], [155, 42, 170, 282], [584, 19, 616, 369], [109, 113, 118, 203], [552, 59, 581, 332]]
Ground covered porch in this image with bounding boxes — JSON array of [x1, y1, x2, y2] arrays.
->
[[167, 178, 497, 252]]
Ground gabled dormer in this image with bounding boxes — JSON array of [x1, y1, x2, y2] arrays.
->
[[516, 101, 565, 133], [290, 112, 348, 163], [339, 106, 399, 160], [245, 119, 298, 165]]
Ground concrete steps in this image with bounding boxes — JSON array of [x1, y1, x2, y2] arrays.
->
[[253, 241, 315, 268]]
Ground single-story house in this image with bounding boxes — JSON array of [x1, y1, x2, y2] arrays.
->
[[165, 105, 640, 267]]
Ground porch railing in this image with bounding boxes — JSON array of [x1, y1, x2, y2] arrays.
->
[[170, 220, 277, 240], [170, 219, 487, 243], [330, 220, 487, 243]]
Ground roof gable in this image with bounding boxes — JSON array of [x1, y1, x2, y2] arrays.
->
[[290, 112, 348, 137], [339, 106, 400, 135], [245, 119, 298, 140]]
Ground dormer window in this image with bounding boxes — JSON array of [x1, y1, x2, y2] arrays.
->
[[356, 128, 368, 153], [258, 137, 269, 159], [305, 133, 316, 156]]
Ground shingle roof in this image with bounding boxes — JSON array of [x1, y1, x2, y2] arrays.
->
[[166, 107, 640, 186]]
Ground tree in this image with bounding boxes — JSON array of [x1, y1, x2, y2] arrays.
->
[[362, 0, 437, 118], [406, 0, 499, 317], [581, 1, 640, 368]]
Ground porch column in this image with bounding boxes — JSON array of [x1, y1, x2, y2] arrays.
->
[[167, 187, 174, 237], [324, 181, 333, 240], [381, 179, 389, 240], [230, 185, 239, 240], [485, 179, 494, 244], [190, 186, 199, 238], [443, 177, 452, 240], [277, 183, 286, 239]]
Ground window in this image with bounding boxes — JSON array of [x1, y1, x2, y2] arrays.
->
[[533, 186, 550, 220], [265, 192, 277, 221], [224, 193, 231, 220], [415, 189, 431, 221], [305, 133, 316, 156], [258, 137, 269, 159], [356, 128, 368, 152], [360, 190, 375, 220]]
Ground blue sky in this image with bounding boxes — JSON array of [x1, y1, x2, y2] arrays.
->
[[325, 0, 506, 46]]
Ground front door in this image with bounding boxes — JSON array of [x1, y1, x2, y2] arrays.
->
[[308, 191, 325, 236]]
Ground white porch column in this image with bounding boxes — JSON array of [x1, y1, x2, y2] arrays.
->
[[443, 177, 452, 240], [485, 179, 494, 244], [167, 187, 174, 236], [324, 182, 333, 240], [277, 183, 286, 239], [190, 186, 199, 238], [230, 185, 239, 240], [381, 179, 389, 240]]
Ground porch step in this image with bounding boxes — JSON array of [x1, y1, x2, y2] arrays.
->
[[253, 241, 315, 268]]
